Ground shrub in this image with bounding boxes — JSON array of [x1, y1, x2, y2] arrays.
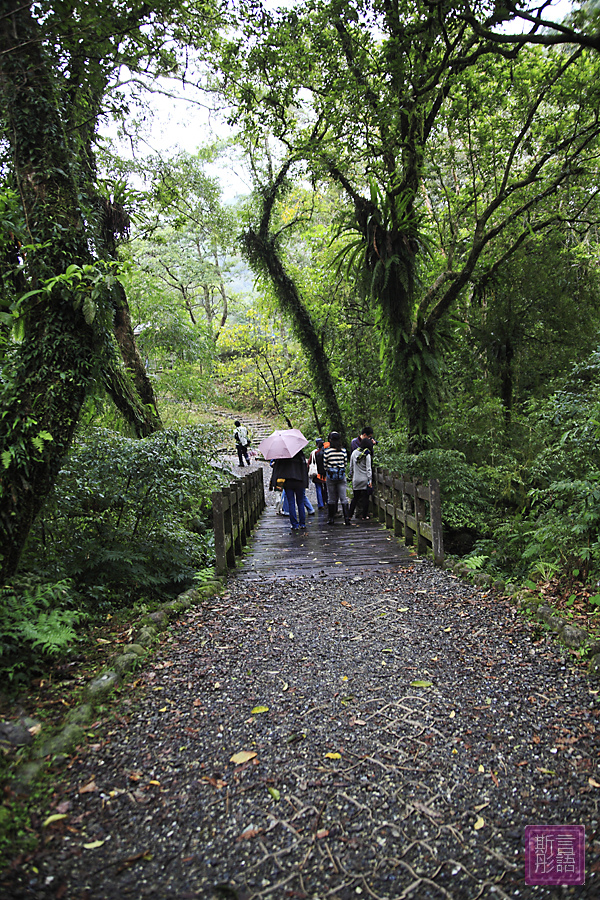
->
[[374, 441, 495, 534], [22, 426, 225, 609]]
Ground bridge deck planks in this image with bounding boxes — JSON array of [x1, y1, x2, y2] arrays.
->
[[232, 506, 414, 581]]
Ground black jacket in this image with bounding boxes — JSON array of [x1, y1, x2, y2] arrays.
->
[[271, 451, 309, 490]]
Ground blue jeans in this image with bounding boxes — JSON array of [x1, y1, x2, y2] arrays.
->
[[315, 481, 326, 508], [283, 486, 306, 528], [282, 490, 313, 516]]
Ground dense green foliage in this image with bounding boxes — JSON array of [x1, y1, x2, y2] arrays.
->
[[22, 427, 222, 602], [3, 0, 600, 680]]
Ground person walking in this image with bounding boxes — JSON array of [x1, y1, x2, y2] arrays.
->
[[348, 437, 373, 520], [270, 450, 309, 531], [323, 431, 350, 525], [233, 420, 251, 467]]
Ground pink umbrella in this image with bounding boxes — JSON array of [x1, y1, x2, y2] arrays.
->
[[258, 429, 308, 460]]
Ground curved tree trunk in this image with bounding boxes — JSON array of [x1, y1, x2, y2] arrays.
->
[[242, 162, 346, 446], [111, 281, 162, 435]]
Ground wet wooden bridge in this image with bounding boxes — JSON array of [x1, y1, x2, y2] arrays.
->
[[232, 503, 414, 582]]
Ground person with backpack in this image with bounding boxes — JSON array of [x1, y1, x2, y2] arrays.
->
[[233, 420, 251, 467], [323, 431, 350, 526]]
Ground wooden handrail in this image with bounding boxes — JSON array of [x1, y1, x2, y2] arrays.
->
[[212, 468, 265, 574], [371, 466, 444, 565]]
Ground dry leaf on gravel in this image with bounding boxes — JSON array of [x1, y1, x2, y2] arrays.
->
[[230, 750, 257, 764], [78, 780, 96, 794]]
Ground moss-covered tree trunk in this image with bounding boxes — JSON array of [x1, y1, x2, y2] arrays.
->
[[0, 2, 101, 579], [242, 164, 346, 445]]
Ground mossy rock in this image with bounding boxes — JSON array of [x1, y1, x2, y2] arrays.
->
[[512, 590, 539, 609], [136, 627, 157, 647], [559, 624, 589, 649], [196, 583, 222, 598], [65, 703, 94, 726], [113, 653, 139, 676], [588, 653, 600, 678], [34, 724, 84, 759], [86, 671, 119, 701]]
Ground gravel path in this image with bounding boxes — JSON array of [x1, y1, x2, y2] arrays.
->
[[3, 563, 599, 899]]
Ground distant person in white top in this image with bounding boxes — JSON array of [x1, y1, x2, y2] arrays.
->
[[234, 420, 251, 467]]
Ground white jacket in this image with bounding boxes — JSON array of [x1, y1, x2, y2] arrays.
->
[[348, 447, 372, 489]]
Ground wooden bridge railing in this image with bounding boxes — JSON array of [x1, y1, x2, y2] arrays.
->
[[212, 468, 265, 574], [371, 466, 444, 566]]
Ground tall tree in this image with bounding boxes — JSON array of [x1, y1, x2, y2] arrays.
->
[[241, 156, 348, 444], [0, 0, 221, 580], [216, 0, 600, 449]]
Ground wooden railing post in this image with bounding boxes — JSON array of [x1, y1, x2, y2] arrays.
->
[[403, 478, 415, 547], [392, 474, 403, 538], [415, 480, 428, 555], [212, 490, 227, 575], [429, 478, 444, 566], [223, 487, 236, 568]]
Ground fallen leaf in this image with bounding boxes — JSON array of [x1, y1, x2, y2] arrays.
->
[[316, 828, 329, 839], [251, 706, 269, 715], [589, 777, 600, 788], [325, 752, 341, 760], [230, 750, 257, 765], [237, 828, 261, 841], [267, 787, 280, 800], [340, 601, 353, 608], [474, 816, 485, 831], [42, 814, 68, 828], [83, 840, 106, 849], [474, 802, 489, 812], [148, 780, 160, 786], [78, 780, 97, 794], [158, 706, 167, 713], [410, 680, 432, 688], [397, 607, 409, 612], [491, 771, 499, 787]]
